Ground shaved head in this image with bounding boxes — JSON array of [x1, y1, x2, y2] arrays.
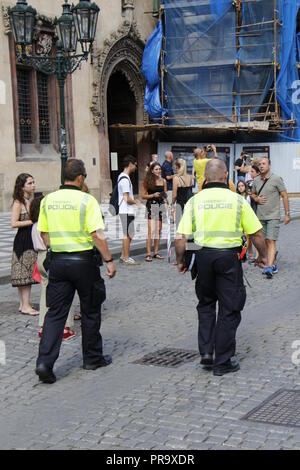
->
[[204, 159, 228, 183], [165, 151, 173, 162]]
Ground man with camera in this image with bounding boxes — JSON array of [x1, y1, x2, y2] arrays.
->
[[235, 152, 252, 182], [175, 159, 267, 376], [192, 144, 218, 189]]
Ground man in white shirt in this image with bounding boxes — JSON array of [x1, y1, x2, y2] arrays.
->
[[118, 155, 140, 265]]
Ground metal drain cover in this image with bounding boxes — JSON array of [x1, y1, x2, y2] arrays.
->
[[134, 348, 199, 368], [242, 389, 300, 428]]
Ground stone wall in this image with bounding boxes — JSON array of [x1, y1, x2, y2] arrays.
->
[[0, 0, 156, 209]]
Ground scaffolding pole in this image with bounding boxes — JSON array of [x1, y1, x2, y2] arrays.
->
[[274, 0, 279, 118], [160, 3, 166, 125]]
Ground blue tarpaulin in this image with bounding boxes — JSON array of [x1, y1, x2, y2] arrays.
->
[[163, 0, 236, 125], [210, 0, 233, 21], [141, 20, 165, 118], [141, 0, 300, 140], [276, 0, 300, 140]]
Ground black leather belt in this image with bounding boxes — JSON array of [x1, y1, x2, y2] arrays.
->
[[200, 246, 241, 252], [51, 250, 93, 260]]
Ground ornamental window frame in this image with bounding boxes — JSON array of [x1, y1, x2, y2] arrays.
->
[[8, 19, 75, 161]]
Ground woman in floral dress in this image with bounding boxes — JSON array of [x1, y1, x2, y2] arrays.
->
[[11, 173, 38, 316]]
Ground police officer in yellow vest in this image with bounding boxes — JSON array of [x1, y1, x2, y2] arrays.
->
[[175, 160, 267, 376], [36, 159, 116, 384]]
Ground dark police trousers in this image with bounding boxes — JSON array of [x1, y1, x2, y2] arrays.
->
[[195, 248, 246, 367], [37, 251, 106, 369]]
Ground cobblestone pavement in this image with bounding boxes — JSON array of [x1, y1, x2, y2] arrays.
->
[[1, 219, 300, 450], [1, 198, 300, 278]]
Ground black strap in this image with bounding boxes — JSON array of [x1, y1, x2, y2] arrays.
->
[[117, 175, 132, 208], [117, 175, 131, 186], [178, 176, 185, 187], [257, 176, 271, 196]]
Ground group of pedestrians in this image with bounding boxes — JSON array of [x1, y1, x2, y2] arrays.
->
[[9, 146, 291, 382], [118, 151, 195, 264]]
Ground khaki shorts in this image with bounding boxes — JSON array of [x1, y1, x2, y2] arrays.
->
[[261, 219, 280, 241]]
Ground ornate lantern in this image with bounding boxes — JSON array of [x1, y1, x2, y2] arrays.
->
[[72, 0, 100, 54], [56, 1, 78, 53], [9, 0, 37, 47]]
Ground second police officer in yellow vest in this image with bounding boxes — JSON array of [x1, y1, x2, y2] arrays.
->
[[36, 159, 116, 384], [175, 159, 267, 376]]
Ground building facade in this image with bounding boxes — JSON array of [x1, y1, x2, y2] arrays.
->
[[0, 0, 156, 211]]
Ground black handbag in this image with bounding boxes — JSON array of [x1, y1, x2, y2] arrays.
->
[[183, 239, 198, 280]]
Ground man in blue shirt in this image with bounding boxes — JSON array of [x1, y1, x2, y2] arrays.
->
[[161, 150, 174, 191]]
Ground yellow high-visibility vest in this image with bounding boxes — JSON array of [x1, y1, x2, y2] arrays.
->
[[177, 187, 262, 249], [37, 188, 104, 252]]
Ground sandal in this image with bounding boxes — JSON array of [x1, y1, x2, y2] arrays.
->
[[153, 254, 164, 260], [145, 255, 153, 262], [20, 308, 39, 316]]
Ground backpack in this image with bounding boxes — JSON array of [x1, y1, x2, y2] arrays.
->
[[109, 175, 130, 216]]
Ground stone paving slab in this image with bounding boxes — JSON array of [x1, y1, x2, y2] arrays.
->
[[0, 216, 300, 449]]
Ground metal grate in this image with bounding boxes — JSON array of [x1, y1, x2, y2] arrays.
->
[[17, 68, 32, 143], [37, 72, 50, 144], [242, 389, 300, 428], [134, 348, 199, 368]]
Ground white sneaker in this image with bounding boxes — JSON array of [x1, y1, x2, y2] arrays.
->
[[123, 257, 140, 266]]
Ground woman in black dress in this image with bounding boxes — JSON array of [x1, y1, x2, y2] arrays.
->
[[142, 163, 167, 262], [172, 158, 193, 227], [11, 173, 38, 316]]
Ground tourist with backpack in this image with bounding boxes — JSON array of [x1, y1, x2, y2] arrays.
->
[[117, 155, 141, 266]]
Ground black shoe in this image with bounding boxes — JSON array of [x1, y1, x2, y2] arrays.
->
[[83, 355, 112, 370], [213, 359, 240, 376], [35, 363, 56, 384], [200, 353, 213, 366]]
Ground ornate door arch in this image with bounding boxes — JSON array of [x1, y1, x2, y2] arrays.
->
[[91, 33, 146, 131], [91, 28, 148, 199]]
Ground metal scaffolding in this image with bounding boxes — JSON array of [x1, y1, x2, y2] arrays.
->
[[156, 0, 297, 134]]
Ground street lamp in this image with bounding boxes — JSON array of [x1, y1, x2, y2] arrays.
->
[[73, 1, 100, 55], [9, 0, 37, 50], [9, 0, 100, 183], [56, 1, 77, 53]]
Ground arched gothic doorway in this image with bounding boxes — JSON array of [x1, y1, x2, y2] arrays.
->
[[107, 70, 138, 193], [92, 32, 155, 200]]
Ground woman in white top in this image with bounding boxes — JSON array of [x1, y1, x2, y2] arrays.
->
[[236, 180, 251, 205]]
